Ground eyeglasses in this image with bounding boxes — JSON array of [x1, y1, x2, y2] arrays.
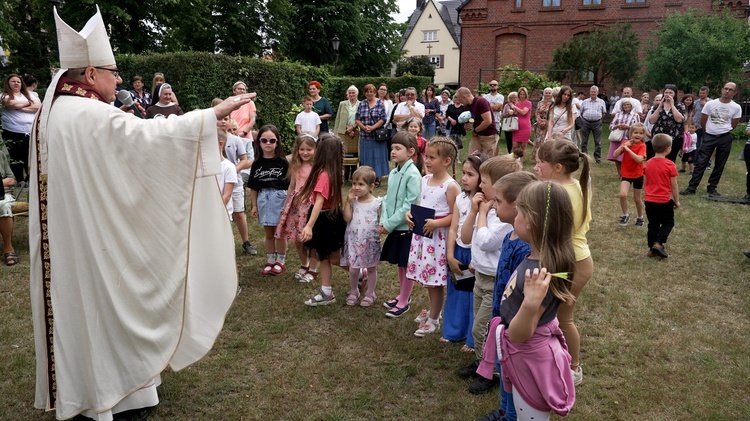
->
[[489, 84, 498, 87], [260, 138, 278, 144], [82, 67, 120, 78], [154, 72, 164, 77]]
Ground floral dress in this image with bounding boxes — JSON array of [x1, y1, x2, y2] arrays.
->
[[274, 164, 312, 242], [406, 174, 457, 287], [533, 100, 552, 158], [341, 196, 383, 269]]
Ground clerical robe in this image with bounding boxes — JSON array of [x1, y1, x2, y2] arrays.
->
[[29, 89, 237, 420]]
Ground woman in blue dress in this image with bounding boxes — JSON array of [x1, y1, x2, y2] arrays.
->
[[355, 84, 388, 185]]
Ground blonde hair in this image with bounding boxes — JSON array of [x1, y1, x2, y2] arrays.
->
[[427, 137, 459, 177], [494, 171, 538, 203], [651, 134, 673, 153], [479, 154, 522, 185]]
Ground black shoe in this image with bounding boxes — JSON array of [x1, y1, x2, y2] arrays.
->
[[457, 360, 480, 378], [474, 409, 505, 421], [595, 159, 602, 164], [242, 241, 258, 255], [744, 250, 750, 258], [679, 188, 696, 195], [650, 243, 669, 258], [743, 195, 750, 203], [706, 189, 721, 197], [468, 375, 500, 394], [678, 169, 686, 173], [113, 406, 155, 421]]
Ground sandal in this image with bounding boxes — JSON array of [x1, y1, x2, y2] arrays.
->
[[261, 262, 274, 275], [345, 292, 359, 306], [460, 345, 475, 353], [271, 262, 285, 275], [359, 293, 376, 307], [4, 252, 19, 266], [293, 265, 309, 281]]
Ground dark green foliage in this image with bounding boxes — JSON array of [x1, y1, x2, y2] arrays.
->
[[640, 10, 750, 93], [394, 56, 435, 78], [547, 23, 640, 87]]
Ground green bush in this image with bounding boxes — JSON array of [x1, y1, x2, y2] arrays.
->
[[115, 51, 431, 153]]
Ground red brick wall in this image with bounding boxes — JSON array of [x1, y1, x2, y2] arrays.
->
[[459, 0, 738, 91]]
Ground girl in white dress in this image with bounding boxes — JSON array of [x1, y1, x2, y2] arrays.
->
[[341, 166, 383, 306], [406, 138, 460, 337]]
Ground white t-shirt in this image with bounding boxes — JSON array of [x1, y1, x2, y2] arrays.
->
[[483, 92, 504, 130], [0, 93, 38, 133], [295, 110, 322, 134], [394, 101, 426, 122], [224, 133, 247, 191], [218, 158, 238, 215], [701, 99, 742, 135], [572, 97, 583, 111], [612, 97, 642, 115]]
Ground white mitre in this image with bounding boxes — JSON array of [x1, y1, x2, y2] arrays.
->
[[54, 5, 115, 68]]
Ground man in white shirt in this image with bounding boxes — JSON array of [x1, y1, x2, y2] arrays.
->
[[681, 82, 742, 197], [483, 80, 504, 131], [611, 87, 642, 116], [391, 87, 425, 128]]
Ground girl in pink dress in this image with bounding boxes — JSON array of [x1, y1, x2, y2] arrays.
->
[[275, 134, 318, 282], [406, 138, 461, 337], [511, 87, 533, 158]]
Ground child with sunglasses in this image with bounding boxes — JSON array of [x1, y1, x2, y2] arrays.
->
[[249, 125, 290, 275]]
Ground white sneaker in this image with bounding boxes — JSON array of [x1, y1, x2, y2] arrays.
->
[[572, 366, 583, 386]]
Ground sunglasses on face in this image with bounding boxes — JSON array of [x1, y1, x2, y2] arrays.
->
[[260, 138, 277, 144]]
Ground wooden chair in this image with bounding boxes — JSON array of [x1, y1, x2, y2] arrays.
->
[[341, 131, 360, 179]]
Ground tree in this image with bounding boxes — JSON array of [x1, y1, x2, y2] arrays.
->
[[547, 23, 640, 88], [0, 0, 58, 85], [394, 55, 435, 78], [640, 10, 750, 93]]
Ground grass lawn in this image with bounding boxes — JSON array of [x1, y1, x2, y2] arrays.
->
[[2, 134, 749, 420]]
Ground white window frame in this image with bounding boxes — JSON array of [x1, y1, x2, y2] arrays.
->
[[423, 30, 438, 42]]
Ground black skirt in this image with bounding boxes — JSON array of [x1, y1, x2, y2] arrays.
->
[[380, 230, 413, 267], [303, 208, 346, 260]]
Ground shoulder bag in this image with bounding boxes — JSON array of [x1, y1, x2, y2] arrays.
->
[[502, 115, 518, 132]]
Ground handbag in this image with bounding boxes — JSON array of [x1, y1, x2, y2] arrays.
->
[[608, 129, 625, 142], [502, 116, 518, 132], [682, 131, 692, 153], [374, 127, 390, 142]]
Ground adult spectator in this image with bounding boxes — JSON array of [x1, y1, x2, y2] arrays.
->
[[579, 85, 608, 163], [609, 90, 620, 114], [456, 87, 499, 156], [335, 85, 361, 149], [693, 86, 710, 150], [23, 74, 40, 100], [30, 7, 250, 419], [608, 100, 640, 176], [501, 91, 518, 154], [638, 92, 651, 122], [437, 89, 452, 135], [510, 87, 532, 158], [1, 73, 41, 180], [681, 94, 695, 129], [573, 91, 585, 145], [483, 80, 504, 131], [392, 87, 425, 128], [0, 145, 17, 265], [145, 83, 184, 119], [150, 72, 179, 106], [648, 84, 685, 162], [355, 84, 388, 184], [546, 86, 577, 142], [309, 80, 333, 134], [420, 84, 441, 139], [611, 86, 642, 116], [377, 83, 394, 134], [533, 87, 554, 158], [681, 82, 741, 197], [445, 93, 466, 145], [230, 81, 257, 140], [129, 75, 152, 109]]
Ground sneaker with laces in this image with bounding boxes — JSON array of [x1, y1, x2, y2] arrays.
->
[[414, 320, 440, 337], [468, 376, 500, 395], [618, 214, 630, 226], [457, 360, 480, 378], [414, 309, 429, 324], [242, 241, 258, 255], [635, 216, 644, 227], [572, 366, 583, 386], [304, 288, 336, 306]]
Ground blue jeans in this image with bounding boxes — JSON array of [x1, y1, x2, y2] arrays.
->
[[424, 121, 436, 139]]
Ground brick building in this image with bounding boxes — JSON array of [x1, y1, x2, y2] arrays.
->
[[456, 0, 747, 92]]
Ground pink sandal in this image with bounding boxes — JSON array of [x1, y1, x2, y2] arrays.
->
[[261, 263, 274, 275], [271, 262, 285, 275]]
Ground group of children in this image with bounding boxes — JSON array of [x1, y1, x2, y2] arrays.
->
[[610, 123, 681, 258]]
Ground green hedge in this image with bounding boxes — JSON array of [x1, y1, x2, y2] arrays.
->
[[115, 51, 431, 152]]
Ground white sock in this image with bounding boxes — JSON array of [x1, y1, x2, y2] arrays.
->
[[266, 253, 275, 264], [321, 286, 332, 295], [276, 253, 286, 264], [428, 317, 439, 325]]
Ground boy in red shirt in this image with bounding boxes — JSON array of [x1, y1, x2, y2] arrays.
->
[[614, 123, 647, 227], [643, 133, 680, 258]]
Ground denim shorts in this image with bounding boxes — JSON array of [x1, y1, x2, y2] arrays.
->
[[257, 189, 287, 226]]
